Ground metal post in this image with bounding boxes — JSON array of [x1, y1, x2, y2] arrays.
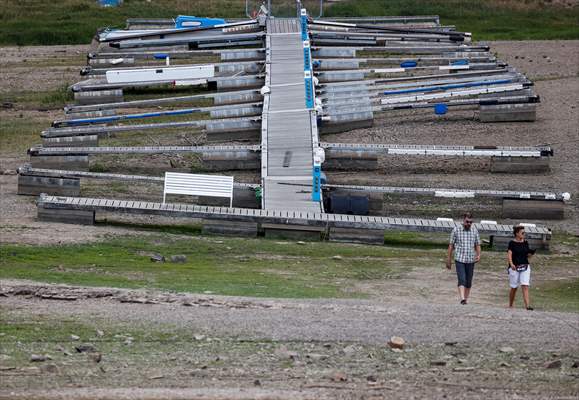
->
[[312, 163, 321, 202]]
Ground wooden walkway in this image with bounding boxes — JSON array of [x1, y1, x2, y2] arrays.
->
[[37, 194, 552, 240], [261, 18, 321, 212]]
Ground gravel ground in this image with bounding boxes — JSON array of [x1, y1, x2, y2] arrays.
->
[[0, 282, 578, 400]]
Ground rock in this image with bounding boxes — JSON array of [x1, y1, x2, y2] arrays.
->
[[150, 253, 165, 262], [572, 361, 579, 368], [544, 360, 562, 369], [388, 336, 405, 350], [444, 341, 458, 346], [96, 330, 105, 337], [40, 364, 60, 374], [519, 355, 530, 360], [332, 255, 343, 260], [274, 345, 298, 360], [170, 255, 187, 263], [148, 374, 164, 380], [124, 338, 133, 346], [253, 379, 261, 386], [119, 297, 149, 304], [306, 353, 327, 361], [430, 360, 447, 366], [89, 353, 102, 363], [296, 241, 306, 245], [194, 335, 206, 341], [366, 375, 377, 383], [342, 345, 357, 355], [453, 367, 475, 372], [75, 344, 97, 353], [70, 335, 80, 341], [30, 354, 49, 362], [390, 348, 403, 353], [331, 371, 348, 382], [499, 347, 515, 354], [499, 362, 511, 367]]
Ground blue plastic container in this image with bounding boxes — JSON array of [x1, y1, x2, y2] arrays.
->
[[175, 16, 226, 29], [98, 0, 122, 7], [400, 61, 418, 68], [434, 104, 449, 115]]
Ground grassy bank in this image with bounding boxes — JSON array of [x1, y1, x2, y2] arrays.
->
[[326, 0, 579, 40], [1, 232, 577, 310], [0, 234, 412, 299], [0, 0, 577, 46]]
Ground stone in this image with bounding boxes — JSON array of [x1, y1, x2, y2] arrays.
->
[[30, 354, 49, 362], [445, 341, 458, 346], [430, 360, 447, 366], [306, 353, 327, 361], [572, 361, 579, 368], [70, 335, 80, 341], [297, 241, 306, 245], [95, 330, 105, 337], [150, 253, 165, 262], [75, 344, 97, 353], [170, 255, 187, 263], [148, 375, 164, 380], [274, 345, 298, 360], [499, 362, 511, 367], [499, 347, 515, 353], [342, 345, 357, 355], [331, 371, 348, 382], [544, 360, 562, 369], [194, 335, 206, 341], [253, 379, 261, 386], [332, 255, 343, 260], [388, 336, 405, 350], [89, 353, 102, 363], [453, 367, 475, 372], [40, 364, 60, 374]]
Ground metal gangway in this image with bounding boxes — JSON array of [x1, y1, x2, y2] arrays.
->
[[261, 15, 322, 212]]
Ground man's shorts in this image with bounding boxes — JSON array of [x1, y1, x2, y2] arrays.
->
[[508, 265, 531, 288], [455, 261, 475, 288]]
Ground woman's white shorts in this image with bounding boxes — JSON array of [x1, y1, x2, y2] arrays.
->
[[508, 265, 531, 288]]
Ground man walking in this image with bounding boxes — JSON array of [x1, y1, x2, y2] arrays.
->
[[446, 213, 481, 305]]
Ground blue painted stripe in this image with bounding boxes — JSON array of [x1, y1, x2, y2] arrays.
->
[[382, 79, 514, 96], [62, 108, 202, 126], [451, 59, 469, 66]]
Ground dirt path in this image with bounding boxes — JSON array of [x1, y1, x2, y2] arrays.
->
[[1, 281, 578, 400]]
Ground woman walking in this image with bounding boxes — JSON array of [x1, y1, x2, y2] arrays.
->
[[507, 225, 536, 310]]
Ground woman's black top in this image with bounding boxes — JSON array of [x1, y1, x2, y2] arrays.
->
[[508, 240, 535, 266]]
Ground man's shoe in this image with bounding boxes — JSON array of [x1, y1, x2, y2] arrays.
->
[[526, 306, 534, 311], [460, 300, 467, 305]]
